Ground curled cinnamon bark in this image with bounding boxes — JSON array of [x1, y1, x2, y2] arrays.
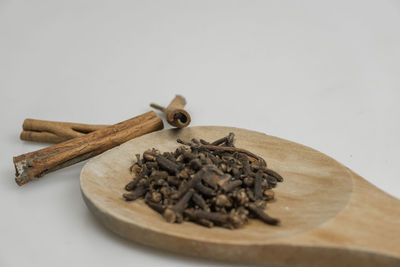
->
[[13, 111, 163, 186], [20, 119, 108, 143], [150, 95, 191, 128]]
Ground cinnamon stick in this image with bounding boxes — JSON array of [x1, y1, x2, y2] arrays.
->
[[150, 95, 191, 128], [20, 119, 109, 143], [13, 111, 163, 186]]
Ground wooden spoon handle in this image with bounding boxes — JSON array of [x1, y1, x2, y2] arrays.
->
[[286, 169, 400, 266]]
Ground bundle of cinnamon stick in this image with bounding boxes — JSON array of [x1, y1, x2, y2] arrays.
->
[[14, 95, 191, 186]]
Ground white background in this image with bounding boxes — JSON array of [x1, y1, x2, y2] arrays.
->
[[1, 1, 399, 266]]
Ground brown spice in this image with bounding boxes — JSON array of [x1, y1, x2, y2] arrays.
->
[[150, 95, 191, 128], [14, 111, 163, 186], [123, 133, 284, 229]]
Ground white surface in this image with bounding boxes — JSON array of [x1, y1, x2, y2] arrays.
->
[[1, 1, 399, 266]]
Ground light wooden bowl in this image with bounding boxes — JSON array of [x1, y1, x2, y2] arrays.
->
[[80, 126, 400, 266]]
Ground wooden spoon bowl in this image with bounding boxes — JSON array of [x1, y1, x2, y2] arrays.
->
[[80, 126, 400, 266]]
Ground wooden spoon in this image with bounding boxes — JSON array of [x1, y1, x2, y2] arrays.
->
[[80, 126, 400, 266]]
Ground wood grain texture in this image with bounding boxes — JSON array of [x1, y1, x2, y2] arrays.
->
[[80, 126, 400, 266]]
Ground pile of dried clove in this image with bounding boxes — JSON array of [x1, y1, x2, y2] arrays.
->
[[123, 133, 283, 229]]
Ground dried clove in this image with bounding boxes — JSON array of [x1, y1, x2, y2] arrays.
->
[[123, 184, 148, 201], [146, 200, 166, 214], [192, 192, 210, 211], [155, 155, 180, 175], [221, 179, 242, 193], [122, 133, 284, 229], [248, 203, 279, 225], [163, 189, 194, 223], [254, 170, 263, 200]]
